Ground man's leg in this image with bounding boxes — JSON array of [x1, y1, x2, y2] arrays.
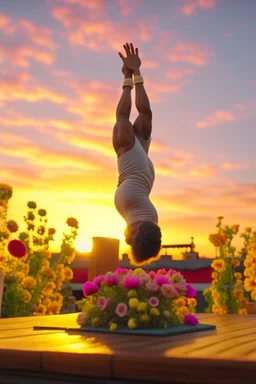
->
[[133, 68, 152, 141]]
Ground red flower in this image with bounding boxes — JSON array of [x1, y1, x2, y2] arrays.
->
[[48, 228, 56, 235], [8, 239, 27, 258], [66, 217, 79, 229]]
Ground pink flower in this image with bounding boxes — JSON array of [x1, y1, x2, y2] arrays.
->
[[115, 303, 128, 317], [174, 282, 187, 293], [122, 274, 141, 289], [184, 314, 199, 326], [185, 284, 197, 298], [155, 275, 169, 286], [157, 268, 167, 275], [148, 296, 159, 307], [77, 312, 87, 326], [97, 296, 109, 311], [161, 284, 180, 298], [148, 271, 156, 279], [168, 269, 184, 279], [115, 268, 129, 274], [146, 279, 160, 292], [104, 272, 119, 286], [83, 281, 99, 297], [139, 272, 149, 283], [92, 275, 105, 287]]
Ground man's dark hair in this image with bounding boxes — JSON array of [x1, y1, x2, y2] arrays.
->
[[131, 221, 162, 264]]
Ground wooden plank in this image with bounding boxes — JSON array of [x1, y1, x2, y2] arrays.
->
[[112, 355, 256, 384], [42, 352, 112, 378], [0, 349, 41, 371]]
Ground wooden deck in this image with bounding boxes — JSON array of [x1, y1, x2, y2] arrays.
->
[[0, 313, 256, 384]]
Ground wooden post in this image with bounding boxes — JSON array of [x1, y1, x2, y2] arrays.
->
[[0, 270, 3, 318], [88, 237, 120, 281]]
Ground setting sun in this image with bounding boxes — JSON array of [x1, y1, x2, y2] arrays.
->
[[74, 236, 93, 253]]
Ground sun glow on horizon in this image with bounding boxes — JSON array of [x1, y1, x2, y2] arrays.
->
[[74, 236, 93, 253]]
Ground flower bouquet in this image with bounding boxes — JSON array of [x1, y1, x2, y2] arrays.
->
[[76, 268, 199, 332]]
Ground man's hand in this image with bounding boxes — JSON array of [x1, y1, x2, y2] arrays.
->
[[119, 43, 141, 74]]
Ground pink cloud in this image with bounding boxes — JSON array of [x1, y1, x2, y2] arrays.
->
[[0, 13, 15, 34], [51, 5, 157, 51], [165, 68, 195, 79], [20, 20, 56, 49], [195, 100, 256, 128], [168, 42, 214, 67], [117, 0, 141, 17], [196, 110, 237, 128], [0, 43, 54, 68], [181, 0, 217, 16]]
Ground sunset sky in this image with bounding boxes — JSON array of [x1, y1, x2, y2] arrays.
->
[[1, 0, 256, 258]]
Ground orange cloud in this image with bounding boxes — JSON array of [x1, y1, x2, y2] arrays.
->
[[168, 42, 214, 67], [0, 43, 54, 67], [181, 0, 217, 16], [0, 71, 66, 103], [190, 164, 218, 178], [222, 162, 255, 171]]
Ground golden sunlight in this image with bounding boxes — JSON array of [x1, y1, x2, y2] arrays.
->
[[74, 236, 93, 253]]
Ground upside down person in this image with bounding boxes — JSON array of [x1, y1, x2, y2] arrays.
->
[[113, 43, 162, 264]]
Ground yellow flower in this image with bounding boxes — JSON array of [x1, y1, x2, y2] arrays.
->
[[187, 298, 197, 307], [212, 304, 220, 314], [245, 227, 252, 233], [251, 290, 256, 301], [129, 298, 139, 309], [211, 271, 218, 279], [34, 304, 47, 316], [239, 308, 247, 315], [218, 308, 227, 315], [234, 272, 242, 280], [211, 259, 225, 272], [244, 278, 256, 292], [244, 267, 253, 277], [212, 279, 218, 286], [179, 306, 189, 315], [140, 314, 149, 323], [128, 318, 137, 329], [235, 279, 243, 287], [22, 290, 32, 303], [22, 276, 36, 290], [175, 297, 186, 307], [110, 323, 117, 331], [16, 271, 25, 281], [127, 289, 137, 298], [231, 259, 240, 268], [133, 268, 144, 275], [150, 308, 160, 316], [45, 281, 56, 290], [217, 216, 224, 221], [48, 302, 61, 315], [232, 225, 239, 234], [137, 302, 147, 312], [212, 290, 219, 299], [43, 298, 51, 307], [92, 317, 101, 327], [63, 267, 73, 281], [55, 293, 63, 301], [233, 288, 243, 298]]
